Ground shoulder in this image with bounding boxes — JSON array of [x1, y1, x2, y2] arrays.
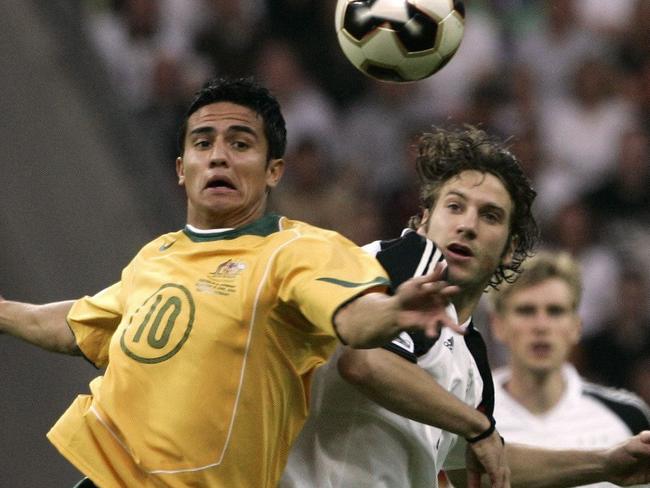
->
[[277, 216, 352, 244], [582, 380, 650, 434], [370, 230, 445, 287]]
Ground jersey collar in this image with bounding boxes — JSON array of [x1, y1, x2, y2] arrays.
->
[[183, 214, 282, 242]]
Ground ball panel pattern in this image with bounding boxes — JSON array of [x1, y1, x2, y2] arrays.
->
[[335, 0, 464, 82]]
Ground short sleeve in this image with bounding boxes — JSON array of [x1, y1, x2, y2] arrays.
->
[[383, 332, 418, 363], [276, 233, 389, 337], [67, 281, 124, 368]]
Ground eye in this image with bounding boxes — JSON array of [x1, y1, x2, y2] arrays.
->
[[547, 305, 568, 317], [194, 139, 212, 149], [447, 202, 462, 212], [482, 212, 500, 224], [231, 140, 251, 150], [514, 305, 535, 316]]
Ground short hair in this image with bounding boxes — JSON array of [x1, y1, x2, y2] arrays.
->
[[177, 77, 287, 160], [408, 125, 538, 288], [490, 250, 582, 313]]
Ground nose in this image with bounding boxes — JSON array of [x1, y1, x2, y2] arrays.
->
[[209, 140, 229, 167], [456, 211, 478, 239], [531, 312, 550, 333]]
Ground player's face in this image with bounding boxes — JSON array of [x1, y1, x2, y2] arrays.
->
[[421, 170, 514, 291], [494, 278, 581, 375], [177, 102, 284, 229]]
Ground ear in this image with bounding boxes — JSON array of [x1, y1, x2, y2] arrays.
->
[[500, 235, 517, 268], [569, 314, 582, 346], [176, 157, 185, 186], [416, 208, 430, 236], [265, 158, 285, 189]]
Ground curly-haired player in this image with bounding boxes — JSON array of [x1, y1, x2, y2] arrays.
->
[[282, 126, 650, 488]]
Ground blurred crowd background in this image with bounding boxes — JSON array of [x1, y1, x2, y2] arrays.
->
[[82, 0, 650, 399], [0, 0, 648, 484]]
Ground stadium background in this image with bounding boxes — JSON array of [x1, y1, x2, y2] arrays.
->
[[0, 1, 648, 485]]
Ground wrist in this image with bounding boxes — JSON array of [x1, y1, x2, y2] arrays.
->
[[465, 415, 496, 444]]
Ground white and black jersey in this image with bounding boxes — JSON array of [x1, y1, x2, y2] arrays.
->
[[281, 230, 495, 488], [493, 364, 650, 488]]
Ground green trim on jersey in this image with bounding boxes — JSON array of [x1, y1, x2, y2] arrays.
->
[[316, 276, 390, 288], [183, 214, 282, 242]]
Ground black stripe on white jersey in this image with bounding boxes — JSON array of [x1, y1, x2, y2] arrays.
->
[[463, 322, 496, 418], [369, 230, 497, 417], [366, 231, 444, 362], [374, 230, 443, 293], [583, 382, 650, 435]]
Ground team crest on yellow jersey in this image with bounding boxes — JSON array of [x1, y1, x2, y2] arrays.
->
[[196, 259, 247, 296]]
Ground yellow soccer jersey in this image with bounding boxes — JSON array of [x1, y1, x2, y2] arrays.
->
[[47, 214, 389, 488]]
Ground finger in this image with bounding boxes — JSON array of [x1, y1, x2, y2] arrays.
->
[[436, 316, 464, 335], [440, 284, 461, 297], [414, 312, 460, 338], [431, 261, 447, 280], [419, 281, 458, 299], [490, 470, 506, 488], [418, 261, 448, 284], [424, 323, 441, 339], [423, 319, 454, 338], [467, 471, 482, 488]]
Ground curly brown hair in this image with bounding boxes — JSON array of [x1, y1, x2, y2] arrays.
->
[[408, 125, 539, 289]]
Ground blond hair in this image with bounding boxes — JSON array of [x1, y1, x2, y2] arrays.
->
[[490, 250, 582, 313]]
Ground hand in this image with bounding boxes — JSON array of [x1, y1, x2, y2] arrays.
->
[[603, 430, 650, 485], [465, 429, 511, 488], [393, 262, 461, 338]]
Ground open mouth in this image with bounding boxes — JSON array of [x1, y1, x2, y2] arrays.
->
[[530, 343, 552, 356], [205, 177, 236, 191], [447, 243, 473, 257]]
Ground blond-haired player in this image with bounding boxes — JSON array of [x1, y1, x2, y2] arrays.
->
[[490, 250, 650, 488]]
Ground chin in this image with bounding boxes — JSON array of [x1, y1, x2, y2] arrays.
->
[[527, 364, 556, 376], [447, 269, 482, 290]]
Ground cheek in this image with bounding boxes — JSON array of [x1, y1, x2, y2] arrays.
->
[[484, 234, 510, 267], [424, 219, 445, 243], [561, 325, 580, 345]]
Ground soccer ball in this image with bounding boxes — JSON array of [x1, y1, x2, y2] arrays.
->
[[335, 0, 465, 83]]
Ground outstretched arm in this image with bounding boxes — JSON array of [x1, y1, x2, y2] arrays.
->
[[0, 297, 78, 354], [453, 432, 650, 487], [503, 433, 650, 488], [338, 347, 510, 488], [334, 263, 461, 348]]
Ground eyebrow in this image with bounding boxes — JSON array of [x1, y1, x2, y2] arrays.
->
[[189, 125, 258, 139], [444, 190, 507, 215], [482, 203, 506, 217], [189, 126, 215, 138], [445, 190, 468, 200]]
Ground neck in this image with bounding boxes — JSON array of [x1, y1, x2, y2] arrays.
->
[[187, 201, 267, 230], [452, 286, 484, 324], [505, 366, 566, 415]]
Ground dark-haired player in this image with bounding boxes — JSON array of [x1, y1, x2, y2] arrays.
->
[[0, 77, 459, 488]]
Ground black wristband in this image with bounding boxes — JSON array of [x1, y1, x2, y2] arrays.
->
[[465, 416, 496, 444]]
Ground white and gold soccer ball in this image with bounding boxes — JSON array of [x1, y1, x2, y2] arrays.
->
[[335, 0, 465, 83]]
